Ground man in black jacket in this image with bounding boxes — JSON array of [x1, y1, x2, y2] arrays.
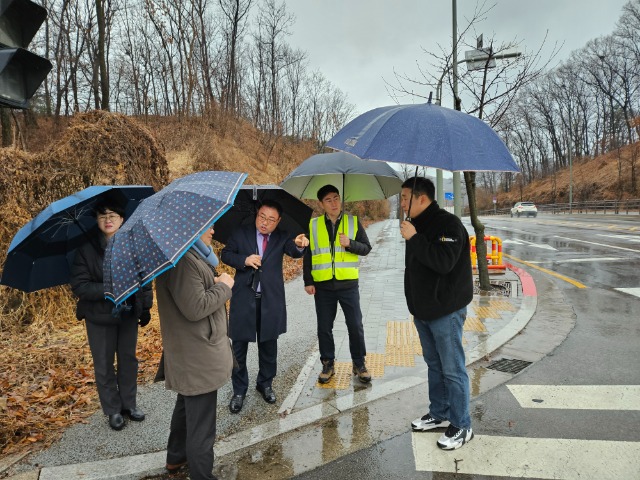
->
[[303, 185, 372, 384], [399, 176, 474, 451]]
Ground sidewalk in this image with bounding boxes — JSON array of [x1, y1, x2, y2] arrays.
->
[[2, 219, 536, 480]]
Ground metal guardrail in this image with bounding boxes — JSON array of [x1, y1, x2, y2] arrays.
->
[[475, 199, 640, 216]]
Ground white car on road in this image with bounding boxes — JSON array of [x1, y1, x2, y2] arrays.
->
[[510, 201, 538, 218]]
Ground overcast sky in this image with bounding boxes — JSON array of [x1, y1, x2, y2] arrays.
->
[[284, 0, 629, 115]]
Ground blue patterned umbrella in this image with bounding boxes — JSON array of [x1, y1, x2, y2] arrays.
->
[[104, 171, 247, 305], [0, 185, 154, 292]]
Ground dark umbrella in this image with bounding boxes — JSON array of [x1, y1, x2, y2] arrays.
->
[[280, 152, 403, 202], [211, 185, 313, 245], [325, 99, 519, 172], [0, 185, 154, 292], [104, 170, 247, 305]]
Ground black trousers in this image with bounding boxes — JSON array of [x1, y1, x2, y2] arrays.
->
[[314, 286, 367, 367], [231, 296, 278, 395], [85, 317, 139, 415], [167, 390, 218, 480]]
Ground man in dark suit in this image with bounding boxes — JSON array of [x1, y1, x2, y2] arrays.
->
[[221, 199, 309, 413]]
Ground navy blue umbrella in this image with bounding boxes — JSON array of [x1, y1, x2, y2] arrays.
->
[[104, 170, 247, 305], [211, 185, 312, 245], [0, 185, 155, 292], [325, 100, 519, 173]]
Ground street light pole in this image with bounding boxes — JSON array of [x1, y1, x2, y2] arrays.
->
[[452, 0, 462, 217]]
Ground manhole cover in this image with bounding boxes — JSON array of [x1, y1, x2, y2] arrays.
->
[[486, 358, 532, 374]]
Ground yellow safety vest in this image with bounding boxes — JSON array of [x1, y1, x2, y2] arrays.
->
[[309, 214, 359, 282]]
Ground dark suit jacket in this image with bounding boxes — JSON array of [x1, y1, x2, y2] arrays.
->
[[221, 224, 305, 342]]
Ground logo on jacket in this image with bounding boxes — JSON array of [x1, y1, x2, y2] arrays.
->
[[439, 235, 457, 243]]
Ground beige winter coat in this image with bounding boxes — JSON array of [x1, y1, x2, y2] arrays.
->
[[156, 249, 233, 396]]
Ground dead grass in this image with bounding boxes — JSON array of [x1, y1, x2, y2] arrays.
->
[[0, 109, 393, 458], [496, 142, 640, 209]]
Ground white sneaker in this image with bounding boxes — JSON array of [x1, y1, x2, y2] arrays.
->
[[437, 425, 474, 450], [411, 413, 450, 431]]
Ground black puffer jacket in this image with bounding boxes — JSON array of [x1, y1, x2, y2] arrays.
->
[[70, 235, 153, 325], [404, 201, 473, 321]]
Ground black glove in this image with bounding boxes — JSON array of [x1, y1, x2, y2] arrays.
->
[[138, 310, 151, 327]]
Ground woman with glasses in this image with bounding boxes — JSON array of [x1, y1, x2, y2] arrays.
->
[[70, 200, 153, 431]]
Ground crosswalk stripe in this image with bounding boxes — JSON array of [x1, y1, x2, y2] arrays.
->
[[616, 287, 640, 298], [412, 432, 640, 479], [507, 385, 640, 410]]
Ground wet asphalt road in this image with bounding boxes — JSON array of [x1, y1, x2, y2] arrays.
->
[[290, 213, 640, 479]]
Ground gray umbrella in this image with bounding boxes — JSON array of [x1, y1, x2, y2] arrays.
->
[[280, 151, 403, 202]]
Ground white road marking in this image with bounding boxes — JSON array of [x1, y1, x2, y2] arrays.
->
[[502, 239, 557, 251], [507, 385, 640, 410], [525, 257, 625, 264], [412, 432, 640, 479], [616, 287, 640, 299], [598, 233, 640, 243], [554, 235, 640, 253]]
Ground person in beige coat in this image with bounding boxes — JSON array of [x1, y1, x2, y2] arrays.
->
[[156, 225, 234, 480]]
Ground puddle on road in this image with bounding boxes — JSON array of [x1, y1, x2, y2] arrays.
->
[[218, 407, 374, 479]]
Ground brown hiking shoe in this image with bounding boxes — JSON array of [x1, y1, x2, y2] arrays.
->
[[353, 364, 371, 383], [318, 360, 335, 384]]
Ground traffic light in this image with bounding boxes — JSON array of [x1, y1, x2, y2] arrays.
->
[[0, 0, 52, 109]]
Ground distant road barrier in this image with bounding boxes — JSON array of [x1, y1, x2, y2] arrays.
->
[[470, 235, 506, 271], [475, 199, 640, 216]]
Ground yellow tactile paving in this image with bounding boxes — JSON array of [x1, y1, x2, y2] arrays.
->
[[316, 354, 386, 390], [485, 299, 517, 311], [385, 345, 417, 366], [316, 362, 353, 389], [365, 353, 385, 378], [464, 316, 487, 332], [471, 305, 501, 318], [386, 320, 422, 354]]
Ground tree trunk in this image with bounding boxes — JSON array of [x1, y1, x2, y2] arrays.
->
[[1, 108, 12, 147], [95, 0, 110, 110], [465, 171, 490, 290]]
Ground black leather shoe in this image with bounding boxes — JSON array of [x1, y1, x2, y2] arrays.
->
[[122, 408, 145, 422], [229, 394, 245, 413], [256, 385, 276, 404], [108, 413, 125, 430], [166, 460, 187, 473]]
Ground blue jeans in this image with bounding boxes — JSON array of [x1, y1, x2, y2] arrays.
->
[[413, 307, 471, 429]]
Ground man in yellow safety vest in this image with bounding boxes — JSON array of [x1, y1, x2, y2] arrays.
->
[[303, 184, 372, 384]]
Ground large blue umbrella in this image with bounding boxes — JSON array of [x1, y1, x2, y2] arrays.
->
[[280, 152, 403, 202], [104, 170, 247, 305], [325, 100, 519, 172], [0, 185, 154, 292]]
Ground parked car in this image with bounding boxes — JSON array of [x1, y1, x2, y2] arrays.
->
[[510, 201, 538, 217]]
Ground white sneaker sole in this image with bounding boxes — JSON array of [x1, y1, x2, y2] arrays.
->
[[437, 431, 474, 450], [411, 419, 451, 431]]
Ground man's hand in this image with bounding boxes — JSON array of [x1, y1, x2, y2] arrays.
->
[[338, 233, 351, 248], [244, 254, 262, 269], [304, 285, 316, 295], [400, 220, 417, 240], [215, 272, 235, 289], [295, 233, 309, 248]]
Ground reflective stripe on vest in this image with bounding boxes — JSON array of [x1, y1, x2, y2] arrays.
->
[[309, 214, 359, 281]]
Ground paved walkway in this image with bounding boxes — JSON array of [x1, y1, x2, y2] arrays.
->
[[2, 219, 536, 480]]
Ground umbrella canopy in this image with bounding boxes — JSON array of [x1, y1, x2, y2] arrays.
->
[[0, 185, 154, 292], [104, 171, 247, 305], [325, 101, 519, 173], [280, 152, 403, 202], [212, 185, 313, 245]]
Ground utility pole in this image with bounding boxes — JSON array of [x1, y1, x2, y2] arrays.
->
[[452, 0, 462, 217]]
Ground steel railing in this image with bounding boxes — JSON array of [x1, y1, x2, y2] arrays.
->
[[474, 199, 640, 216]]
